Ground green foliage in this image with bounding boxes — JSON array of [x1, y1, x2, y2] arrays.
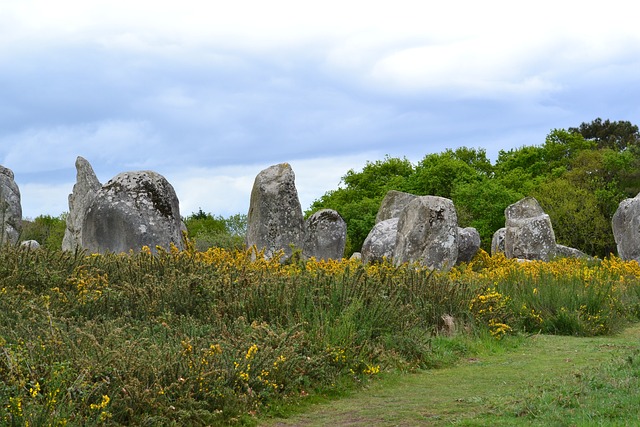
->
[[532, 178, 615, 256], [20, 214, 67, 249], [569, 117, 640, 151], [2, 243, 640, 425], [184, 209, 247, 251], [407, 148, 491, 198], [452, 178, 522, 249], [0, 245, 473, 426]]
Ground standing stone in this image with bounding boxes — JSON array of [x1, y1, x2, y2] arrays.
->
[[457, 227, 481, 264], [361, 218, 399, 264], [491, 227, 506, 255], [504, 197, 557, 261], [62, 156, 102, 251], [0, 165, 22, 245], [303, 209, 347, 261], [375, 190, 418, 224], [393, 196, 458, 270], [612, 193, 640, 262], [246, 163, 304, 261], [81, 171, 184, 254]]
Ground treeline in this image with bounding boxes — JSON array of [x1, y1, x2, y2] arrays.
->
[[309, 118, 640, 258]]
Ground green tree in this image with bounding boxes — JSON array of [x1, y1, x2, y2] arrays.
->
[[184, 209, 246, 251], [452, 179, 522, 250], [407, 148, 491, 198], [569, 118, 640, 151], [21, 214, 67, 249], [532, 178, 614, 257]]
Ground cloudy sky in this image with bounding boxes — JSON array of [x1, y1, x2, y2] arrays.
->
[[2, 1, 639, 219]]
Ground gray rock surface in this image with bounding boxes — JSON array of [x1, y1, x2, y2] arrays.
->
[[612, 193, 640, 262], [457, 227, 481, 264], [62, 157, 102, 251], [20, 240, 40, 250], [375, 190, 418, 224], [555, 244, 590, 259], [81, 170, 184, 254], [303, 209, 347, 261], [246, 163, 305, 261], [504, 197, 557, 261], [361, 218, 399, 264], [393, 196, 458, 270], [491, 227, 506, 255], [0, 165, 22, 245]]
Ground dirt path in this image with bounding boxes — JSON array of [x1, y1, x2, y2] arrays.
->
[[260, 325, 640, 426]]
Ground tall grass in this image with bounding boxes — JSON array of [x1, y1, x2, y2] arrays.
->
[[1, 244, 639, 425], [0, 243, 470, 426]]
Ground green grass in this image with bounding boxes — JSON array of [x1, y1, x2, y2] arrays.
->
[[1, 244, 640, 426], [260, 325, 640, 426]]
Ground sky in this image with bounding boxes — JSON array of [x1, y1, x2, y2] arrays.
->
[[2, 0, 639, 219]]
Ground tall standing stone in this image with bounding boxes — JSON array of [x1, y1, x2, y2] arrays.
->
[[303, 209, 347, 261], [246, 163, 304, 261], [0, 165, 22, 245], [393, 196, 458, 270], [612, 193, 640, 262], [62, 156, 102, 251], [80, 170, 185, 254], [504, 197, 557, 261]]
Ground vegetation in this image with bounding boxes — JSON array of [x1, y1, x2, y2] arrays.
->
[[184, 209, 247, 251], [1, 241, 640, 425], [309, 118, 640, 257], [21, 214, 67, 249]]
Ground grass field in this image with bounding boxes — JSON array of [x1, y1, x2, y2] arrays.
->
[[1, 243, 640, 426]]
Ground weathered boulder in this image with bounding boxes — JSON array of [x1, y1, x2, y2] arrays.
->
[[457, 227, 481, 264], [303, 209, 347, 261], [20, 240, 40, 250], [612, 193, 640, 262], [361, 218, 398, 264], [393, 196, 458, 270], [246, 163, 304, 261], [62, 156, 102, 251], [81, 170, 184, 254], [375, 190, 418, 224], [0, 165, 22, 245], [556, 244, 590, 259], [491, 227, 506, 255], [504, 197, 557, 261]]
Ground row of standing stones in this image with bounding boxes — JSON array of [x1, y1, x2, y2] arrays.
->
[[2, 159, 640, 268]]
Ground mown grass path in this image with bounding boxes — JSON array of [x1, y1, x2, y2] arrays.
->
[[261, 325, 640, 426]]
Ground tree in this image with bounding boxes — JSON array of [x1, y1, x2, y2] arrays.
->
[[21, 214, 67, 249], [452, 179, 522, 250], [569, 118, 640, 151], [183, 209, 246, 251], [532, 178, 614, 257], [406, 147, 491, 198]]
